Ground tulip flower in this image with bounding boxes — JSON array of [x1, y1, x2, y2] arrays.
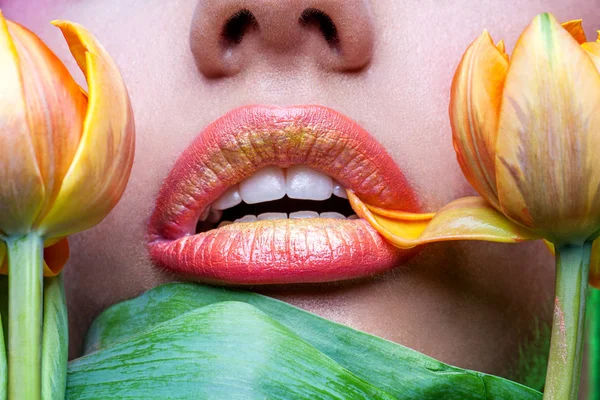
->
[[347, 14, 600, 399], [449, 16, 600, 246], [0, 11, 134, 399]]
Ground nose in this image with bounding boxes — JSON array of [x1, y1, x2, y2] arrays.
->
[[190, 0, 374, 78]]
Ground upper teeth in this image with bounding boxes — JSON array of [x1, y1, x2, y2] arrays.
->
[[285, 165, 332, 201], [212, 165, 348, 210]]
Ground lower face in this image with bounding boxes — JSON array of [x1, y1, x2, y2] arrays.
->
[[7, 0, 597, 387]]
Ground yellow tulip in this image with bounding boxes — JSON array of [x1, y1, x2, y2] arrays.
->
[[0, 12, 135, 275], [450, 14, 600, 245]]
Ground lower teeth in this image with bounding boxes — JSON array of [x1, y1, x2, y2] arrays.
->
[[215, 212, 359, 227]]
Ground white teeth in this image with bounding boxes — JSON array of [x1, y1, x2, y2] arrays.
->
[[286, 165, 333, 201], [207, 165, 355, 224], [320, 212, 345, 219], [257, 212, 287, 221], [212, 185, 242, 210], [289, 211, 319, 219], [332, 181, 348, 199], [218, 212, 357, 226], [235, 215, 257, 223], [211, 165, 348, 210], [239, 166, 286, 204]]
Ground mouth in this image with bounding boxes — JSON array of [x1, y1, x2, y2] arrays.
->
[[147, 105, 423, 285]]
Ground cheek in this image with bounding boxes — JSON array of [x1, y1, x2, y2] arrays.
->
[[352, 0, 479, 211]]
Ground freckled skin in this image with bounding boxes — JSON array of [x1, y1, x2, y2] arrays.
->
[[4, 0, 600, 390]]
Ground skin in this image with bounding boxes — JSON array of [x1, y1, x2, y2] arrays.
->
[[4, 0, 599, 389]]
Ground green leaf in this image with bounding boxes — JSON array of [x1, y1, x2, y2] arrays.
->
[[41, 273, 68, 400], [68, 283, 542, 399], [69, 301, 395, 399]]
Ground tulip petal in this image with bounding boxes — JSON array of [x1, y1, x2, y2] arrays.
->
[[581, 41, 600, 71], [561, 20, 587, 44], [38, 21, 135, 238], [5, 20, 88, 232], [495, 40, 509, 61], [496, 39, 506, 54], [41, 238, 70, 276], [348, 191, 540, 249], [449, 30, 508, 209], [0, 12, 45, 235], [0, 238, 69, 277], [496, 13, 600, 243]]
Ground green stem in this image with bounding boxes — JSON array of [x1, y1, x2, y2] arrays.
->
[[6, 233, 43, 400], [544, 243, 592, 400], [41, 273, 67, 400], [587, 286, 600, 400]]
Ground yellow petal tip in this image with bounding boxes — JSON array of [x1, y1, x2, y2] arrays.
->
[[496, 39, 506, 54]]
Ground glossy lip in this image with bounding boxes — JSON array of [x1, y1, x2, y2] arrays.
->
[[148, 105, 423, 284]]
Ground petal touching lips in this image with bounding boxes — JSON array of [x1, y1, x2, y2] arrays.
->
[[0, 238, 69, 277], [449, 29, 508, 210], [495, 13, 600, 243], [347, 191, 540, 249], [38, 21, 135, 238], [0, 12, 45, 235]]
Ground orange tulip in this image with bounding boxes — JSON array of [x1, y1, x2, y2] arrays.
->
[[347, 14, 600, 399], [450, 14, 600, 245], [0, 13, 134, 276], [347, 14, 600, 290]]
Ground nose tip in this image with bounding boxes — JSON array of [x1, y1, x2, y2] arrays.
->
[[190, 0, 374, 78]]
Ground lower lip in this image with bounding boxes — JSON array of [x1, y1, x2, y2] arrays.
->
[[148, 218, 413, 285]]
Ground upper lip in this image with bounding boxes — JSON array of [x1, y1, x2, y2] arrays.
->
[[148, 105, 422, 241]]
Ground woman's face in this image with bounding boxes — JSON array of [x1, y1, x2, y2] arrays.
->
[[5, 0, 598, 386]]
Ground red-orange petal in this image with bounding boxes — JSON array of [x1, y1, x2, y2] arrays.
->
[[5, 20, 87, 230], [0, 12, 45, 235], [561, 19, 587, 44]]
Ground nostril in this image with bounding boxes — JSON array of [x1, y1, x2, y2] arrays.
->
[[191, 0, 373, 78], [299, 8, 340, 50], [221, 9, 259, 46]]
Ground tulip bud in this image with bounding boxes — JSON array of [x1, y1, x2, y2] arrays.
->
[[451, 13, 600, 245], [0, 12, 135, 275], [347, 14, 600, 291]]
